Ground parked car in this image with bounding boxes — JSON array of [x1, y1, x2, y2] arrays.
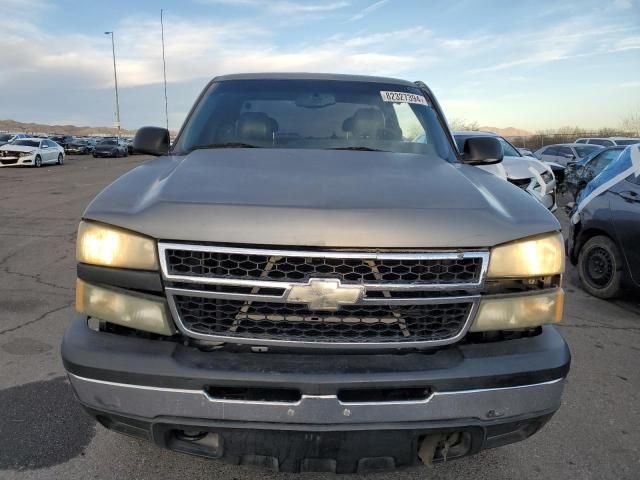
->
[[49, 135, 75, 149], [517, 147, 535, 156], [573, 137, 639, 147], [534, 143, 603, 166], [0, 138, 64, 167], [65, 138, 95, 155], [0, 133, 28, 146], [62, 73, 570, 472], [454, 131, 557, 211], [92, 138, 128, 157], [565, 146, 625, 198], [123, 137, 135, 154], [608, 137, 640, 146], [568, 145, 640, 298]]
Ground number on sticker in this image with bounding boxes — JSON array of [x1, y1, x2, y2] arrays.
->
[[380, 91, 428, 105]]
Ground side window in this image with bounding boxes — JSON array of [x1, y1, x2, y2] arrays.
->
[[544, 146, 558, 156], [590, 139, 614, 147], [557, 146, 573, 157], [575, 139, 587, 144], [587, 150, 620, 175], [391, 103, 424, 141], [497, 137, 520, 157]]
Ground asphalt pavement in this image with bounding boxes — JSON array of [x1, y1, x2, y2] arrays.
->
[[0, 155, 639, 479]]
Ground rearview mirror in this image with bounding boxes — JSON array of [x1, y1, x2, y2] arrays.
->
[[133, 126, 170, 156], [460, 137, 503, 165]]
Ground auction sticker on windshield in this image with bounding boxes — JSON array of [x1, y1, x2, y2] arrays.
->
[[380, 91, 428, 105]]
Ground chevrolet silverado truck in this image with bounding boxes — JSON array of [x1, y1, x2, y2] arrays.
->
[[62, 73, 570, 474]]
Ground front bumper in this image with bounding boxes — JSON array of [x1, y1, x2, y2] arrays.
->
[[93, 150, 118, 157], [62, 316, 570, 471], [0, 155, 33, 166]]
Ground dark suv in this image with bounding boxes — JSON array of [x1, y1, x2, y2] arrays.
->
[[62, 73, 570, 473]]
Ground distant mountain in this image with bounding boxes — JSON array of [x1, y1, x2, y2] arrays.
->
[[478, 126, 533, 137], [0, 119, 137, 137]]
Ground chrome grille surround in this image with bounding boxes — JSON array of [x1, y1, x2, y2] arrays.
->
[[159, 243, 488, 349]]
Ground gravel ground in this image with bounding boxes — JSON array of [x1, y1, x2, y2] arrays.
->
[[0, 154, 638, 479]]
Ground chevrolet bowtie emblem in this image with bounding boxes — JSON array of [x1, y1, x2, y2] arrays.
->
[[286, 279, 365, 311]]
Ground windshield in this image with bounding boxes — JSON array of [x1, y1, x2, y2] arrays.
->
[[13, 140, 40, 147], [614, 139, 640, 146], [574, 145, 601, 158], [173, 79, 456, 161]]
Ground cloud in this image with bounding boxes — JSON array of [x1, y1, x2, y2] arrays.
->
[[198, 0, 349, 14], [0, 10, 439, 128], [348, 0, 389, 21], [613, 0, 633, 9], [468, 18, 638, 73], [617, 81, 640, 89]]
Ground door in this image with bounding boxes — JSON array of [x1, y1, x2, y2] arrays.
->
[[43, 140, 55, 162], [608, 176, 640, 285], [51, 140, 61, 162], [39, 141, 52, 162]]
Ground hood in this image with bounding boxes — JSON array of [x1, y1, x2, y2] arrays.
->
[[84, 148, 559, 249], [0, 145, 36, 153], [500, 155, 550, 180]]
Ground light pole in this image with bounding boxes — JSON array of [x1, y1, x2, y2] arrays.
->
[[160, 9, 169, 133], [104, 31, 121, 140]]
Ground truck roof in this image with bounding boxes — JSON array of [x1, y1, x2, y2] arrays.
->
[[212, 72, 417, 87]]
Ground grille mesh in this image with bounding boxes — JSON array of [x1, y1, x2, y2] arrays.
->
[[166, 249, 482, 284], [174, 296, 472, 343]]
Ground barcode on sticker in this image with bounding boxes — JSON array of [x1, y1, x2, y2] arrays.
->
[[380, 91, 428, 105]]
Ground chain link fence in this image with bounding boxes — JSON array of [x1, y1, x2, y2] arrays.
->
[[505, 132, 637, 151]]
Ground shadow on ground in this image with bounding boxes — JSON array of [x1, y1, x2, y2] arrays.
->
[[0, 376, 95, 470]]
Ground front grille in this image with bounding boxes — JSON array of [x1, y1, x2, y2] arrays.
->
[[161, 244, 486, 348], [1, 159, 18, 165], [174, 296, 473, 344], [165, 249, 483, 285]]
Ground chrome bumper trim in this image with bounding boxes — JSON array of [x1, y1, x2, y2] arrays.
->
[[68, 373, 564, 425]]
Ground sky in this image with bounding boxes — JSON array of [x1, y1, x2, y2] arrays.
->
[[2, 0, 639, 132]]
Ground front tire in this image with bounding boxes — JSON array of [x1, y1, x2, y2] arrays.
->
[[57, 153, 64, 165], [578, 235, 624, 299], [34, 155, 42, 168]]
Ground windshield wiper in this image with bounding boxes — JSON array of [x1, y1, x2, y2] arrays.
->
[[187, 142, 261, 152], [327, 146, 388, 152]]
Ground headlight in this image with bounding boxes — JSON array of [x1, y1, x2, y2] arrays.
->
[[76, 221, 158, 270], [540, 171, 554, 183], [76, 279, 174, 335], [19, 151, 33, 157], [470, 289, 564, 332], [487, 232, 564, 278]]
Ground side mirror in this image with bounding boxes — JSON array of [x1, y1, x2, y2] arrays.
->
[[42, 144, 48, 149], [460, 137, 503, 165], [133, 126, 170, 156]]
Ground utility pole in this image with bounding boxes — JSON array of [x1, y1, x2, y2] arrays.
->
[[104, 31, 121, 140], [161, 9, 169, 133]]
